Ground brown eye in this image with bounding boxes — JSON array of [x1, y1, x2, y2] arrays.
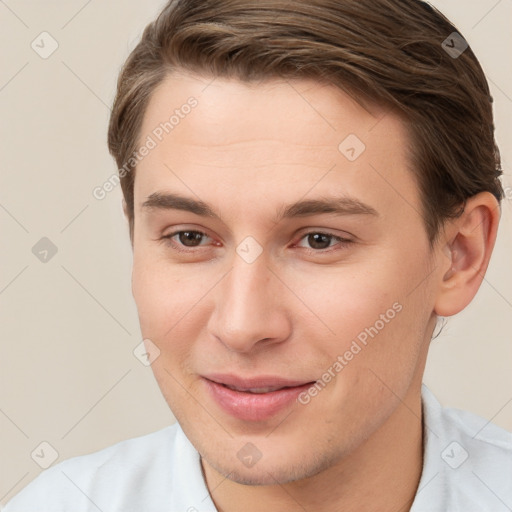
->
[[162, 230, 212, 252], [176, 231, 206, 247], [305, 233, 333, 250], [296, 231, 353, 253]]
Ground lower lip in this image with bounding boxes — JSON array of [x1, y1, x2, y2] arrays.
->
[[203, 378, 314, 422]]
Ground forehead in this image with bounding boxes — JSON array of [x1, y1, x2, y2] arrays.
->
[[134, 72, 418, 222], [139, 72, 391, 150]]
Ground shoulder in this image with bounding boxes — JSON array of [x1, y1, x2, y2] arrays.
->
[[3, 424, 179, 512], [442, 398, 512, 497], [434, 388, 512, 470], [415, 385, 512, 511]]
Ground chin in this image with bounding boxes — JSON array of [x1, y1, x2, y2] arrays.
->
[[203, 449, 336, 487]]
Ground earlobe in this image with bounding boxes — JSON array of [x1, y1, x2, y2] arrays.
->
[[434, 192, 500, 317]]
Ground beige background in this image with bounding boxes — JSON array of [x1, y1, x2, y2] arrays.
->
[[0, 0, 511, 504]]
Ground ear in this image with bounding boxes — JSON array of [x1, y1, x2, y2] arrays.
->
[[434, 192, 501, 317]]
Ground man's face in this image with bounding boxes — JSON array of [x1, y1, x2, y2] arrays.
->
[[132, 72, 443, 484]]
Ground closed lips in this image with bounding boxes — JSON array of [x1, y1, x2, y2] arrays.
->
[[222, 384, 302, 394], [203, 375, 316, 394], [202, 375, 318, 421]]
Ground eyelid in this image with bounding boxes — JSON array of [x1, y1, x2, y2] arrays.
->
[[296, 227, 353, 240]]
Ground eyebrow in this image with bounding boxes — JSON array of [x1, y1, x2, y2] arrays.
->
[[142, 192, 378, 222]]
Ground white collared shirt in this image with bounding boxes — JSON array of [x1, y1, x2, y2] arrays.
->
[[4, 385, 512, 511]]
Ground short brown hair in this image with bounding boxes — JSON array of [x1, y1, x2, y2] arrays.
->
[[107, 0, 503, 244]]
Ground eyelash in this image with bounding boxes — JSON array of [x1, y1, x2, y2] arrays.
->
[[161, 230, 353, 254]]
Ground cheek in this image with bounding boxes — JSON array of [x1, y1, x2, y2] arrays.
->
[[290, 264, 400, 337], [131, 250, 216, 352], [293, 251, 433, 369], [131, 256, 201, 392], [131, 251, 184, 335]]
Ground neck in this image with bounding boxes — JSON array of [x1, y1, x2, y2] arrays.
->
[[202, 384, 424, 512]]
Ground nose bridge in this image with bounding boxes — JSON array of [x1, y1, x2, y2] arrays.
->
[[208, 253, 290, 353]]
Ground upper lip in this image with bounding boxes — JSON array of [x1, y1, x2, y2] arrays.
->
[[203, 374, 315, 391]]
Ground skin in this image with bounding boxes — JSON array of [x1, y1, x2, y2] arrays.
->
[[129, 71, 500, 511]]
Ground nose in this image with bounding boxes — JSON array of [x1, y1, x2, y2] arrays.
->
[[207, 255, 292, 354]]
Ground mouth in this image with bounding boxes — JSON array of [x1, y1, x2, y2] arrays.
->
[[202, 374, 316, 422], [220, 383, 296, 394]]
